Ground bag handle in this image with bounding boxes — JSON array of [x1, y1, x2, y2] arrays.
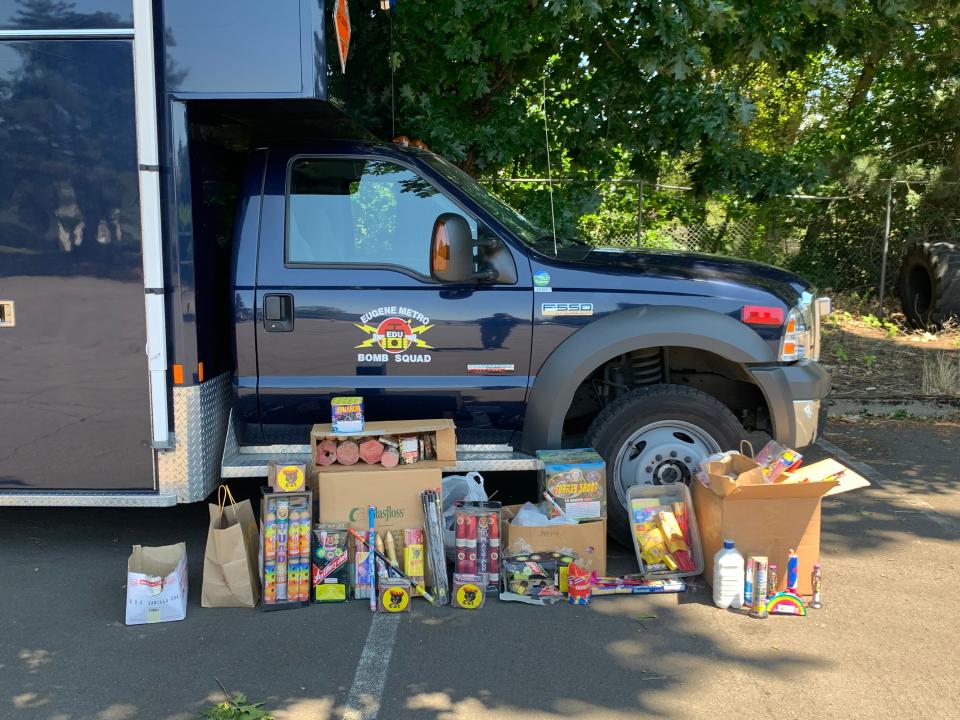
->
[[217, 484, 238, 516], [739, 440, 755, 458]]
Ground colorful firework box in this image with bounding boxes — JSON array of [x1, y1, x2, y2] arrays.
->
[[589, 575, 686, 596], [330, 396, 364, 434], [260, 488, 313, 611], [536, 448, 606, 521], [312, 523, 349, 602]]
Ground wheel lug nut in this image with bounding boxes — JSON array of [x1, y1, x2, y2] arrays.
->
[[646, 466, 653, 473], [655, 454, 662, 461], [684, 456, 692, 464], [670, 451, 677, 458]]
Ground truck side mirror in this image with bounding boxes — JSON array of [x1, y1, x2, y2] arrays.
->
[[430, 213, 476, 283]]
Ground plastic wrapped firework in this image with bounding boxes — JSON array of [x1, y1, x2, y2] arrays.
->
[[421, 489, 449, 606]]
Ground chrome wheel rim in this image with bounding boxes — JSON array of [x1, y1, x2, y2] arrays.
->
[[612, 420, 721, 509]]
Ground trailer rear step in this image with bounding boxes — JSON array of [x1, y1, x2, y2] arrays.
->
[[0, 491, 177, 507], [220, 417, 541, 478]]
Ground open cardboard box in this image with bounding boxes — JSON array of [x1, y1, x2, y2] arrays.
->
[[310, 419, 456, 473], [501, 504, 607, 576], [696, 457, 869, 595]]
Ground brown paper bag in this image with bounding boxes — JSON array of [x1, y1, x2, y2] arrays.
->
[[201, 485, 260, 607]]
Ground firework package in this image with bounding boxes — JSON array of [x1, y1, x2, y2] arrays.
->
[[260, 488, 313, 611], [536, 448, 606, 522], [452, 573, 486, 609], [331, 396, 364, 434], [500, 551, 574, 604], [312, 523, 349, 603], [453, 501, 501, 595], [628, 483, 704, 579], [311, 418, 456, 471]]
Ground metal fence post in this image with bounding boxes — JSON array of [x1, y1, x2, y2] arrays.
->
[[637, 180, 644, 247], [877, 179, 894, 320]]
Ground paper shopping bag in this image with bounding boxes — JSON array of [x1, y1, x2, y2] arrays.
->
[[125, 542, 188, 625], [201, 485, 261, 608]]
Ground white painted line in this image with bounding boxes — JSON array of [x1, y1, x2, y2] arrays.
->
[[817, 438, 960, 533], [341, 613, 400, 720]]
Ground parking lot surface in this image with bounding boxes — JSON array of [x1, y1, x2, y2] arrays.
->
[[2, 419, 959, 720]]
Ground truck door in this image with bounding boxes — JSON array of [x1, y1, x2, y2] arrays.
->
[[253, 152, 533, 441]]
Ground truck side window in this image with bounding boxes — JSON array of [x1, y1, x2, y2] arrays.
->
[[286, 157, 477, 276]]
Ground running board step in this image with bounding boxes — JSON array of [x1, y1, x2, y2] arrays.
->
[[221, 444, 541, 478], [0, 491, 177, 507]]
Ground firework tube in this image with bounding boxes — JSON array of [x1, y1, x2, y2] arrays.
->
[[748, 556, 769, 619], [346, 527, 436, 604], [367, 506, 377, 612], [543, 490, 568, 520], [767, 563, 779, 600], [786, 549, 799, 593]]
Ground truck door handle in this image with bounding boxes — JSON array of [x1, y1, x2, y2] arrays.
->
[[263, 294, 294, 332]]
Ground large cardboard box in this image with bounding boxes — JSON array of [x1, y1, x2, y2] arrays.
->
[[311, 419, 456, 473], [315, 467, 441, 533], [501, 505, 607, 576], [695, 458, 868, 595]]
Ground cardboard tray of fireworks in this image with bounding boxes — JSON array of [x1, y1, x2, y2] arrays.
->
[[310, 419, 456, 473]]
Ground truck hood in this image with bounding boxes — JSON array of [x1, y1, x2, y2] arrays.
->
[[548, 245, 810, 306]]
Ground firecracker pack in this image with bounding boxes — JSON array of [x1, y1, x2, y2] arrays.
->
[[312, 523, 350, 602]]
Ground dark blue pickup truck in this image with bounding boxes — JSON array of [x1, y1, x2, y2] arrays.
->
[[0, 0, 828, 536], [228, 140, 830, 534]]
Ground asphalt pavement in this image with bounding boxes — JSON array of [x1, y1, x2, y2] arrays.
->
[[2, 419, 959, 720]]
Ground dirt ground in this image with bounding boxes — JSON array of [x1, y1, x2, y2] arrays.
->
[[820, 295, 960, 399], [2, 418, 959, 720]]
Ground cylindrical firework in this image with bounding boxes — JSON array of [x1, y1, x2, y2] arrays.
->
[[300, 559, 311, 601], [744, 556, 755, 607], [276, 559, 288, 601], [767, 563, 779, 599], [462, 512, 477, 575], [455, 512, 467, 573], [263, 510, 277, 562], [477, 513, 490, 583], [289, 510, 301, 555], [263, 561, 277, 604], [811, 563, 823, 609], [748, 556, 769, 619], [786, 549, 799, 593], [487, 510, 500, 580], [367, 505, 377, 612]]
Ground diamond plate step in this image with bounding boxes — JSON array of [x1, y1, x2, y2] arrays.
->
[[0, 491, 177, 507]]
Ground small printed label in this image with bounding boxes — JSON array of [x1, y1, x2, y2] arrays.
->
[[147, 607, 161, 623], [533, 271, 551, 287], [533, 286, 553, 293], [467, 364, 515, 375], [541, 302, 594, 317], [563, 500, 602, 520]]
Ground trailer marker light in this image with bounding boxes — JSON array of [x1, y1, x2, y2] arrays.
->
[[172, 364, 184, 385], [741, 305, 784, 326], [198, 362, 205, 383]]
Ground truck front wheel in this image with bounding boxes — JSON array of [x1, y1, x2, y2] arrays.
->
[[586, 384, 745, 541]]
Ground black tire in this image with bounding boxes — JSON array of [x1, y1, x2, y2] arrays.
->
[[897, 241, 960, 329], [586, 384, 745, 543]]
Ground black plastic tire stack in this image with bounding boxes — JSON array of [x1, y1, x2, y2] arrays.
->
[[897, 241, 960, 328]]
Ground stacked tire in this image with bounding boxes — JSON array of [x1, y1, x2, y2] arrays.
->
[[897, 241, 960, 329]]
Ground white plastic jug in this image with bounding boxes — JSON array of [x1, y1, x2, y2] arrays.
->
[[713, 539, 745, 609]]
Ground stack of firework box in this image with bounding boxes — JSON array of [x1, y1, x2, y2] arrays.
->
[[453, 501, 502, 606], [260, 487, 313, 610]]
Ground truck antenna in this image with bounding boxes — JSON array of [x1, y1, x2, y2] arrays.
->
[[542, 74, 558, 256]]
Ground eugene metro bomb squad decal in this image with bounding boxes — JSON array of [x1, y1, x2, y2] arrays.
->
[[355, 306, 434, 363]]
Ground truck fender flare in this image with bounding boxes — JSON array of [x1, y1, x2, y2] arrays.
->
[[520, 305, 777, 453]]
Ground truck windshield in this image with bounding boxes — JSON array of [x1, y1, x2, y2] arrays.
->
[[417, 151, 546, 246]]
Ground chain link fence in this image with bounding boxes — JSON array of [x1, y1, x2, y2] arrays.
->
[[488, 178, 960, 303]]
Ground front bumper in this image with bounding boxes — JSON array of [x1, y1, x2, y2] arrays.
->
[[748, 361, 831, 449]]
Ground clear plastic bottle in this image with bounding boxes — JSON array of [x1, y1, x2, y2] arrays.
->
[[713, 539, 745, 609]]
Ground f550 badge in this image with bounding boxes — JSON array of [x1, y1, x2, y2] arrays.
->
[[541, 302, 594, 317]]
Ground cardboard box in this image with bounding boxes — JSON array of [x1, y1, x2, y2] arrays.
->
[[501, 504, 607, 576], [315, 467, 441, 533], [310, 419, 456, 473], [695, 458, 869, 595], [536, 448, 607, 521]]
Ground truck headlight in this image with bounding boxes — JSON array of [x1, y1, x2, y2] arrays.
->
[[780, 293, 819, 362]]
